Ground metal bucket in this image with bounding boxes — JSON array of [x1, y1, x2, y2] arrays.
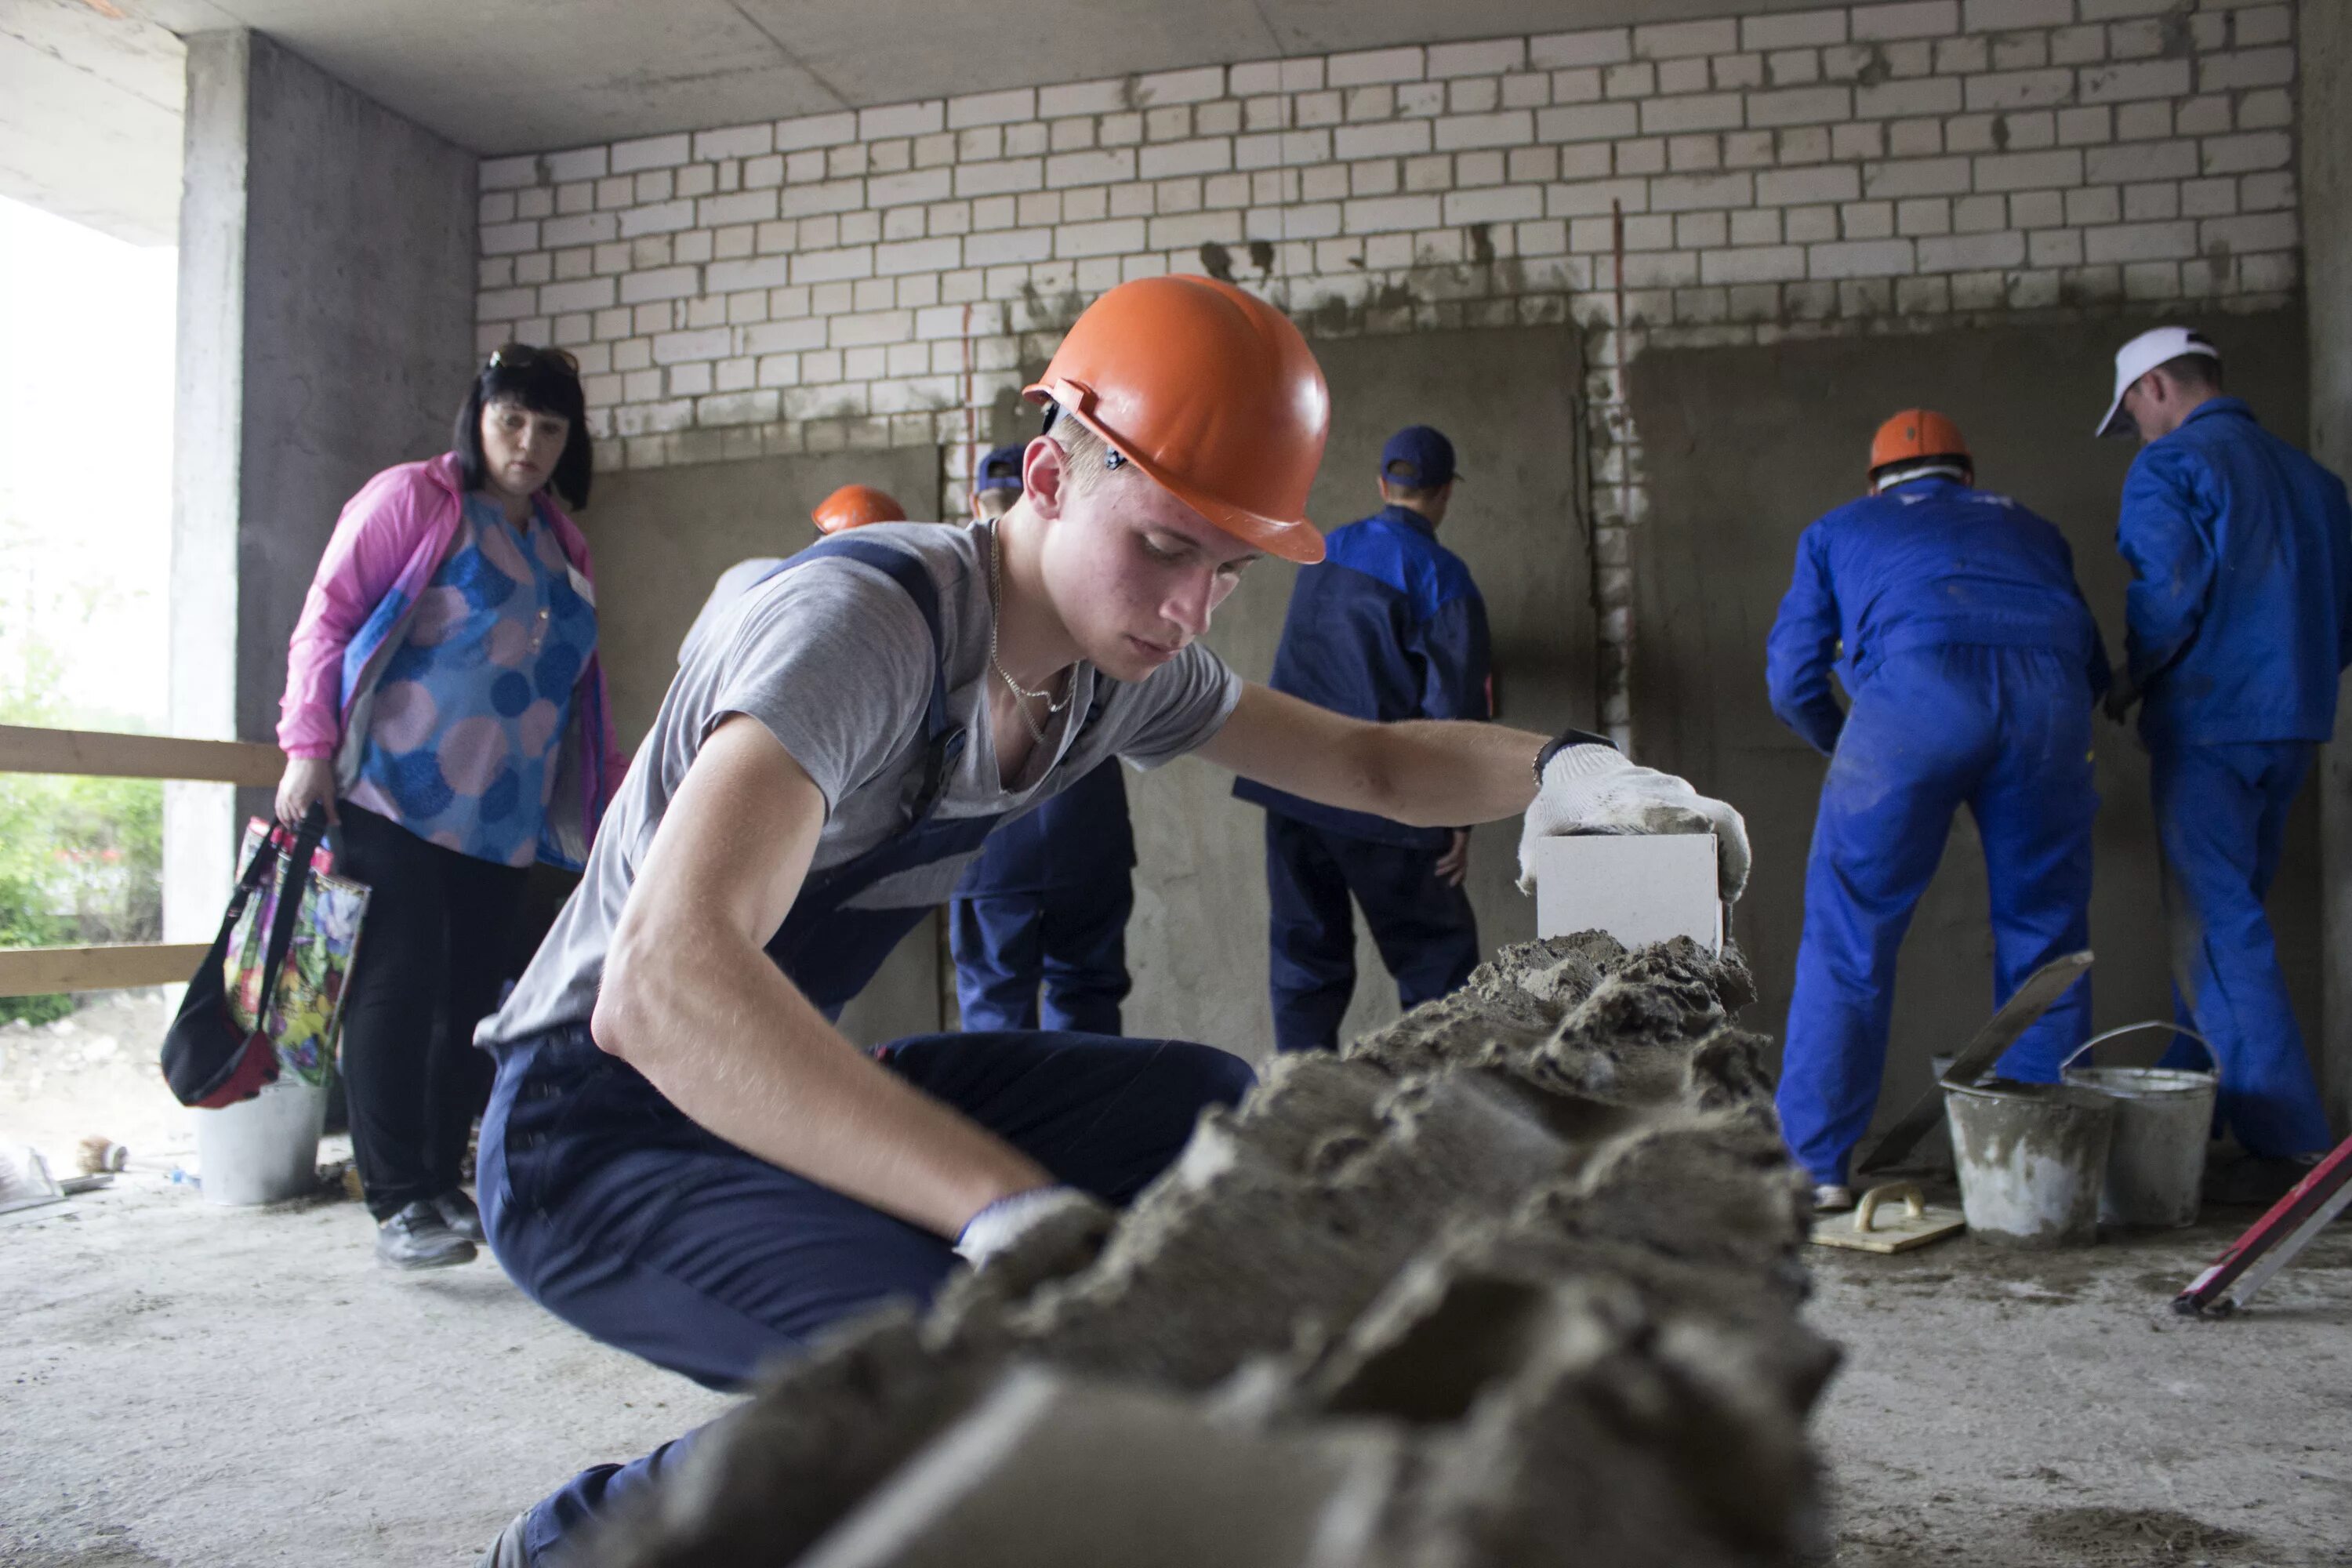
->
[[2062, 1022, 2217, 1229], [194, 1079, 328, 1206], [1945, 1080, 2115, 1248]]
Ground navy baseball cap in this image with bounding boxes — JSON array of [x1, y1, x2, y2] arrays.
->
[[975, 442, 1028, 495], [1380, 426, 1457, 488]]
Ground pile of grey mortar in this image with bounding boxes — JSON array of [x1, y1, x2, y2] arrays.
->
[[579, 934, 1838, 1568]]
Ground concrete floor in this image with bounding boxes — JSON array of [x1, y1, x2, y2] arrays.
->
[[5, 1004, 2348, 1566], [4, 1173, 2346, 1567]]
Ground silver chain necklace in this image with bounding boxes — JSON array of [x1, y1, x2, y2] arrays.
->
[[986, 522, 1073, 745]]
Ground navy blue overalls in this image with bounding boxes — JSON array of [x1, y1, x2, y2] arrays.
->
[[949, 757, 1137, 1034], [474, 538, 1254, 1561], [1234, 504, 1491, 1052]]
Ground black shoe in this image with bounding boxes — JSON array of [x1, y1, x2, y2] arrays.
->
[[434, 1188, 485, 1243], [2202, 1152, 2319, 1207], [376, 1200, 477, 1270]]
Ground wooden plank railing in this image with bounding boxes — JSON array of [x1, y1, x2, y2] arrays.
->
[[0, 724, 284, 998]]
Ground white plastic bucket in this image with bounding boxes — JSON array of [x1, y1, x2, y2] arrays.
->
[[1946, 1080, 2115, 1248], [194, 1079, 328, 1206], [2062, 1022, 2217, 1229]]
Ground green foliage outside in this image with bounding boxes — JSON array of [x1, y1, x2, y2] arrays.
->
[[0, 643, 164, 1024]]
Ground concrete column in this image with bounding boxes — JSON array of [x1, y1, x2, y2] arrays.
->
[[165, 29, 476, 937], [2306, 0, 2351, 1136]]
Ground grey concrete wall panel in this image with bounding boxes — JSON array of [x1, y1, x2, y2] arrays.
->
[[573, 448, 945, 747], [1628, 315, 2318, 1130], [169, 29, 474, 927], [2303, 0, 2352, 1135], [232, 31, 479, 752], [574, 446, 946, 1044], [165, 33, 254, 942], [574, 934, 1830, 1568], [1127, 325, 1589, 1058]]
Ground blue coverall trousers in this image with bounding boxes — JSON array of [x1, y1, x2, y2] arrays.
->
[[481, 1024, 1254, 1560], [1265, 813, 1480, 1054], [949, 871, 1134, 1034], [2149, 741, 2332, 1157], [1777, 645, 2097, 1186]]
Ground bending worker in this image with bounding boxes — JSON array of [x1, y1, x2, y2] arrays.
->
[[951, 441, 1140, 1033], [1235, 425, 1492, 1053], [2097, 326, 2351, 1204], [1768, 410, 2108, 1211], [467, 276, 1749, 1565], [676, 483, 906, 662]]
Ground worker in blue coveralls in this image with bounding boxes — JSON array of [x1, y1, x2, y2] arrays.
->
[[1768, 409, 2110, 1212], [952, 441, 1138, 1033], [1234, 425, 1491, 1054], [466, 278, 1749, 1566], [2096, 325, 2352, 1204]]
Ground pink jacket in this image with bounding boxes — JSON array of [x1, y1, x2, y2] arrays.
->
[[277, 452, 627, 869]]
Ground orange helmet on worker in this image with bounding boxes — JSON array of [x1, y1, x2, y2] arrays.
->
[[1024, 274, 1330, 564], [811, 484, 907, 534], [1867, 409, 1973, 494]]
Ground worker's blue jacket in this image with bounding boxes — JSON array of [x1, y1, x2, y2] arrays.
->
[[2116, 397, 2352, 750], [1766, 475, 2110, 755], [1233, 504, 1490, 849], [956, 756, 1134, 896]]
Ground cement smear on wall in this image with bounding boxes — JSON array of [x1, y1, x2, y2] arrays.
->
[[577, 933, 1835, 1568]]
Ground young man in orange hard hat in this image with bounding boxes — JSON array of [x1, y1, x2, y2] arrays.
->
[[1766, 410, 2110, 1212], [676, 483, 909, 662], [950, 441, 1142, 1035], [468, 276, 1749, 1566], [2097, 326, 2352, 1204]]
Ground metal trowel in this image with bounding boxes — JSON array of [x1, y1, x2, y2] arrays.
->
[[1853, 949, 2093, 1176]]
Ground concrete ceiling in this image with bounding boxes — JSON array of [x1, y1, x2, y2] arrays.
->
[[1, 0, 185, 245], [128, 0, 1828, 154], [5, 0, 1828, 241]]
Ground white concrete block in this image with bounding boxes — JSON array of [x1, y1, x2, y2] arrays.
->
[[1530, 835, 1722, 954]]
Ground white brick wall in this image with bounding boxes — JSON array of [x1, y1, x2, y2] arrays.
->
[[477, 0, 2301, 733]]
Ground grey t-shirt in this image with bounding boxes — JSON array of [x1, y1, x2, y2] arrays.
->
[[480, 521, 1242, 1046]]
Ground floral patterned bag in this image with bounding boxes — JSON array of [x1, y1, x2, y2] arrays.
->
[[224, 817, 372, 1086]]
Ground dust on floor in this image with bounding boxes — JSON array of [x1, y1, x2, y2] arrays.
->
[[1809, 1196, 2352, 1568], [3, 993, 2347, 1566]]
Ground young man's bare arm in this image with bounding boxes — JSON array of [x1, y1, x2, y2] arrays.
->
[[590, 713, 1049, 1237], [1194, 682, 1547, 826]]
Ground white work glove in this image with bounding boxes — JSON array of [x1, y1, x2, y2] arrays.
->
[[954, 1185, 1113, 1274], [1516, 735, 1751, 903]]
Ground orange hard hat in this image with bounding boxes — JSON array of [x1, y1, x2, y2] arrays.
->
[[1024, 275, 1331, 564], [1868, 409, 1970, 475], [812, 484, 906, 533]]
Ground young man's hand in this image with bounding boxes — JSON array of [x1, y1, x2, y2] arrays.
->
[[1434, 829, 1471, 887], [1517, 741, 1751, 902]]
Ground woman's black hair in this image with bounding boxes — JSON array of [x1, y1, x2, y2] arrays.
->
[[452, 348, 595, 508]]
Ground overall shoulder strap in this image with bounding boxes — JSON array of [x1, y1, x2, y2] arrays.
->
[[753, 538, 966, 818]]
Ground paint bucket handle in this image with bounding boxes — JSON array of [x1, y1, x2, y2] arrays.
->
[[2061, 1021, 2215, 1079], [1854, 1183, 1925, 1233]]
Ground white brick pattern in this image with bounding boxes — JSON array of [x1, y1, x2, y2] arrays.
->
[[477, 0, 2300, 735]]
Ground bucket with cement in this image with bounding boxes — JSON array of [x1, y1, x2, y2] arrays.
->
[[1945, 1080, 2114, 1248], [194, 1079, 327, 1206], [2061, 1022, 2216, 1229]]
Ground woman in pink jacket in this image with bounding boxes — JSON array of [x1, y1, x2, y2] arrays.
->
[[274, 344, 626, 1271]]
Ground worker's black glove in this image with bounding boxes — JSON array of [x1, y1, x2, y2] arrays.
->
[[2101, 679, 2140, 725]]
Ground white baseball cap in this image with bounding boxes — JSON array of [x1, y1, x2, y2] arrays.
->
[[2096, 325, 2220, 437]]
